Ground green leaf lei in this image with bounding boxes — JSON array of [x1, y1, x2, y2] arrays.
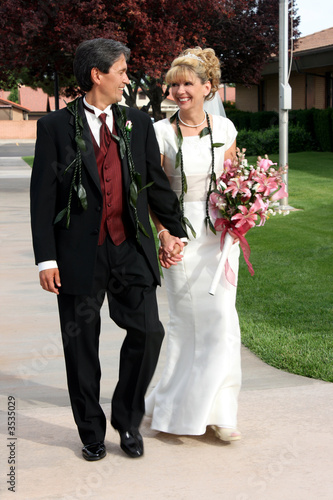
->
[[114, 104, 153, 244], [54, 98, 152, 244], [170, 110, 224, 238], [54, 97, 87, 228]]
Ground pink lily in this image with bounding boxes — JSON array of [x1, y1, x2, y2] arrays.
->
[[209, 192, 227, 219], [253, 173, 279, 196], [224, 177, 252, 198], [270, 182, 288, 201], [223, 158, 233, 172], [252, 197, 268, 225], [258, 157, 277, 172], [231, 205, 258, 231]]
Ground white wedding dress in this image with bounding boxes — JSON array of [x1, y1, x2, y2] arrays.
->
[[145, 115, 241, 435]]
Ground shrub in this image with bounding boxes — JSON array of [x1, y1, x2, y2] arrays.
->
[[229, 108, 333, 151], [289, 124, 317, 152], [313, 108, 333, 151], [226, 110, 252, 130], [227, 110, 279, 131], [237, 124, 314, 156], [290, 108, 316, 138], [250, 111, 279, 131], [223, 100, 236, 110]]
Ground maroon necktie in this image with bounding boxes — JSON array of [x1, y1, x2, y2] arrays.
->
[[99, 113, 112, 155]]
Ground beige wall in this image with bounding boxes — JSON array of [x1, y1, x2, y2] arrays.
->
[[0, 109, 12, 120], [236, 85, 258, 111], [237, 68, 330, 112], [0, 120, 37, 139], [12, 108, 25, 121], [0, 108, 28, 121], [289, 73, 306, 109], [314, 75, 326, 109], [265, 78, 279, 112]]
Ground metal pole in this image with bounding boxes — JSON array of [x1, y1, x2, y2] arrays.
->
[[54, 71, 59, 111], [279, 0, 291, 208]]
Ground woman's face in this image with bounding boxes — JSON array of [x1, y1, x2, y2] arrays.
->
[[170, 72, 211, 113]]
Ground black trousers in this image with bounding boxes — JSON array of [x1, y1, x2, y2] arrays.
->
[[57, 236, 164, 445]]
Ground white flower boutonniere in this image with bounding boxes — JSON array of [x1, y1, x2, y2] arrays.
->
[[125, 120, 133, 135]]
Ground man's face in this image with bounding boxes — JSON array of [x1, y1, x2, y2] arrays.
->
[[98, 54, 130, 104]]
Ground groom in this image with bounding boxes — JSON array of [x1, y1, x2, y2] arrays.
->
[[30, 38, 186, 461]]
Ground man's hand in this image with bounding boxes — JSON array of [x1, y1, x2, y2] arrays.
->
[[39, 268, 61, 294], [158, 232, 185, 269]]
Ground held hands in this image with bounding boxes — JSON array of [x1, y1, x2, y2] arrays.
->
[[158, 231, 185, 269], [39, 268, 61, 294]]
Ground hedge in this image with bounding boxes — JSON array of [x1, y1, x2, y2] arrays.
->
[[227, 108, 333, 152], [237, 124, 315, 156]]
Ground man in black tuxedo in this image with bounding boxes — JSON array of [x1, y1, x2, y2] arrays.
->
[[30, 38, 186, 461]]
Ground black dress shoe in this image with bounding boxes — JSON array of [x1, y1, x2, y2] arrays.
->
[[131, 429, 144, 452], [119, 430, 144, 458], [82, 441, 106, 461]]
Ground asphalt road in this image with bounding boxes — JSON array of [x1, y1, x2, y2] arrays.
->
[[0, 141, 35, 157]]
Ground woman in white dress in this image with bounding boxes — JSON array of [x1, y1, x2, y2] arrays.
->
[[146, 47, 241, 442]]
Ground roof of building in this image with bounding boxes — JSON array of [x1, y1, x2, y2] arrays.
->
[[19, 87, 48, 112], [19, 86, 70, 112], [0, 90, 11, 100], [261, 26, 333, 76], [0, 97, 30, 112], [294, 27, 333, 54]]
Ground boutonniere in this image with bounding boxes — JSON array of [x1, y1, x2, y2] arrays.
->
[[125, 120, 133, 135], [54, 97, 88, 228]]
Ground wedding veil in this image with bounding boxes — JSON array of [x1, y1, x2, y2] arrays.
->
[[204, 90, 226, 117]]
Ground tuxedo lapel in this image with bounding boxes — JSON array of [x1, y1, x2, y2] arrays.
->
[[75, 98, 101, 194], [113, 104, 131, 192]]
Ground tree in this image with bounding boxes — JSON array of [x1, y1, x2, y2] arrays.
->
[[8, 86, 19, 103], [109, 0, 216, 120], [0, 0, 299, 118], [0, 0, 121, 99], [117, 0, 299, 118], [205, 0, 300, 85]]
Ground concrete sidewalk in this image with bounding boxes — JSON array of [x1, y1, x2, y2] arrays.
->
[[0, 160, 332, 500]]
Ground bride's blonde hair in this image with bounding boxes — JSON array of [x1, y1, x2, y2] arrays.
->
[[166, 47, 221, 101]]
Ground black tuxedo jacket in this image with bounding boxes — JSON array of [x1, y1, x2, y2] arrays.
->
[[30, 98, 186, 294]]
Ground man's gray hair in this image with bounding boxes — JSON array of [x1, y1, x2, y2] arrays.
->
[[73, 38, 130, 92]]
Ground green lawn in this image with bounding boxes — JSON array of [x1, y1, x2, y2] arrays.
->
[[22, 156, 34, 168], [237, 152, 333, 382]]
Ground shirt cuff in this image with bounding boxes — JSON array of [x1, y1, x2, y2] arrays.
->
[[38, 261, 58, 272]]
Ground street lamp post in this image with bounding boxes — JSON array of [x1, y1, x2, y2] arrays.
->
[[54, 71, 59, 111]]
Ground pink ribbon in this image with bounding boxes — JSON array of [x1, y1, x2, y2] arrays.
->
[[214, 218, 255, 279]]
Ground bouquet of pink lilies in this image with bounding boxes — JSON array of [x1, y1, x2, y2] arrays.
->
[[208, 148, 288, 295]]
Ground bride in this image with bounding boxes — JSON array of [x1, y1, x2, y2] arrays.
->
[[147, 47, 241, 442]]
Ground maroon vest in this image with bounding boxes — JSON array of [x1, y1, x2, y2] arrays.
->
[[91, 119, 129, 246]]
